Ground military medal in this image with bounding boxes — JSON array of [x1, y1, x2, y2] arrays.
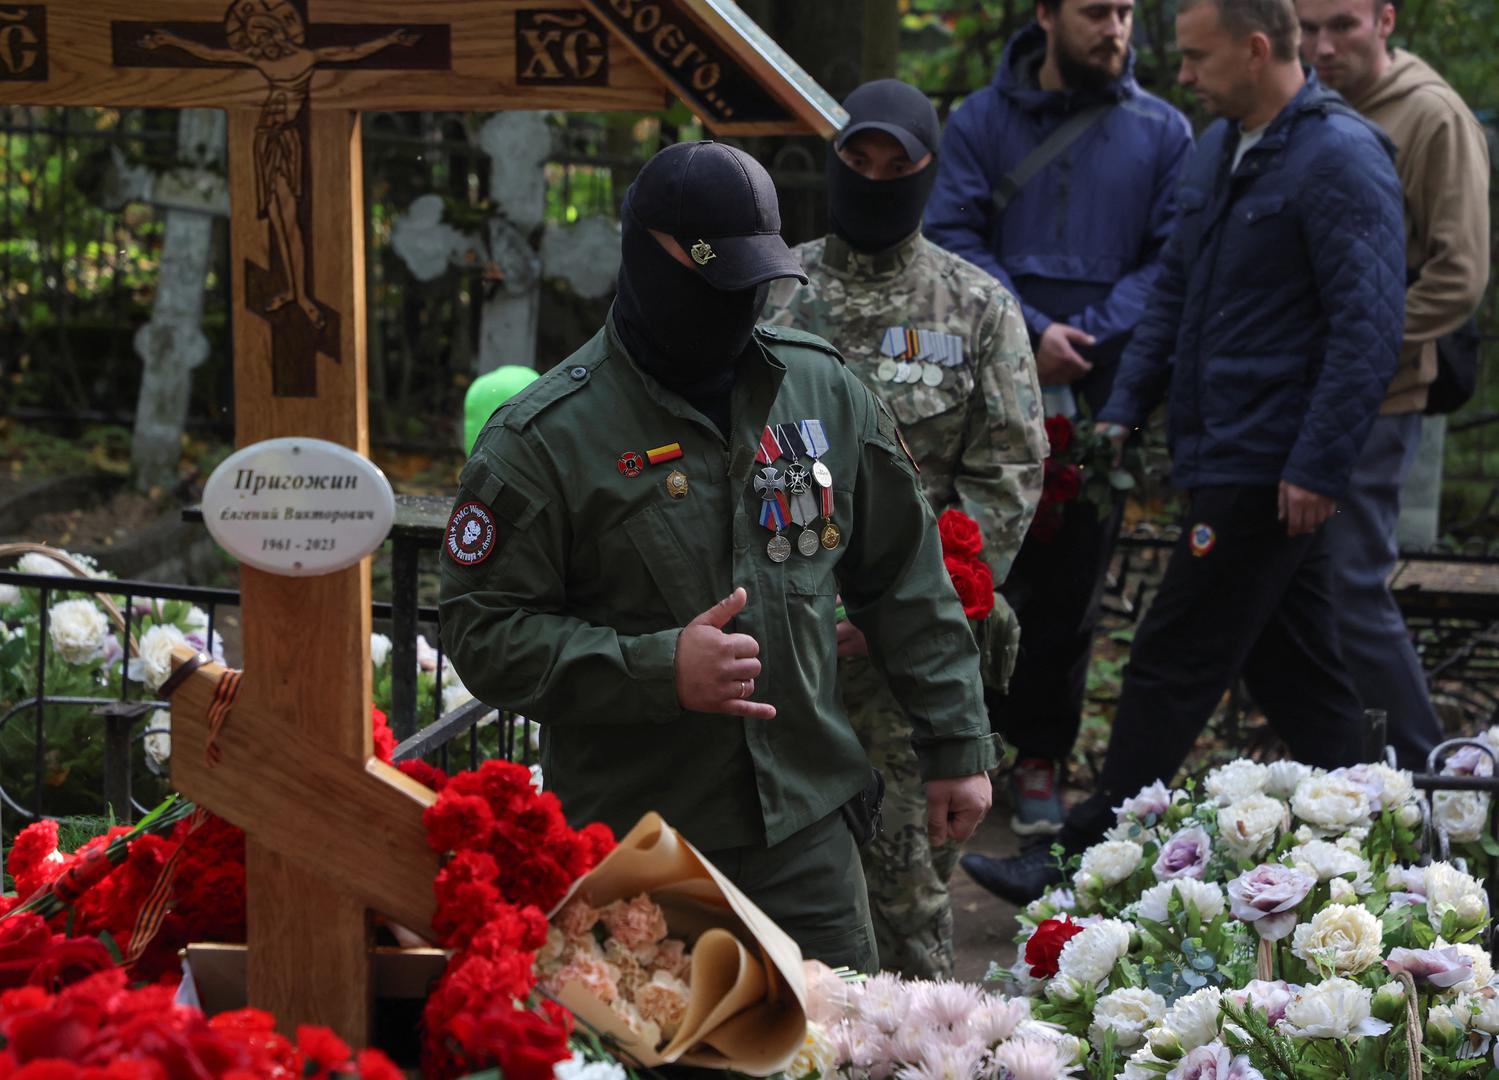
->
[[617, 450, 645, 477], [767, 534, 792, 562], [876, 359, 897, 382], [922, 363, 945, 387], [665, 469, 689, 499], [799, 420, 833, 488], [817, 477, 841, 550]]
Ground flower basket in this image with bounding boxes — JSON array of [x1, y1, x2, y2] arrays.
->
[[544, 812, 808, 1075]]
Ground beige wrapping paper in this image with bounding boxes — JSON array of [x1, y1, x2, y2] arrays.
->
[[549, 812, 808, 1074]]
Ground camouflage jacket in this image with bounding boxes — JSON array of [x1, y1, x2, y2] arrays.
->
[[765, 233, 1046, 583]]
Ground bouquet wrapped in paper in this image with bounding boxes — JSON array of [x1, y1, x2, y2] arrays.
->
[[540, 813, 807, 1074]]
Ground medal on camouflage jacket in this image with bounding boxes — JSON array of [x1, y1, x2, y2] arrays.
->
[[776, 423, 821, 556], [757, 482, 792, 563], [818, 478, 841, 550]]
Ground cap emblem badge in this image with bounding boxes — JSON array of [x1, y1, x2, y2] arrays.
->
[[690, 239, 717, 265]]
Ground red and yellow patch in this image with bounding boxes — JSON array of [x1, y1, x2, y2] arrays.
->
[[646, 442, 683, 466], [446, 502, 497, 566]]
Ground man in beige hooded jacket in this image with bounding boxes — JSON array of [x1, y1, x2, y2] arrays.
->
[[1296, 0, 1489, 765]]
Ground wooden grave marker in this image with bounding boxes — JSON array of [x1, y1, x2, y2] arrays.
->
[[0, 0, 842, 1046]]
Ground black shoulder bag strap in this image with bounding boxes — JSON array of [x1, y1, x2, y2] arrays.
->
[[991, 103, 1113, 216]]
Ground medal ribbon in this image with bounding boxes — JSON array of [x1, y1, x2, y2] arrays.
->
[[777, 423, 807, 461], [755, 425, 782, 465], [799, 419, 829, 459], [759, 496, 787, 533], [820, 481, 834, 519]]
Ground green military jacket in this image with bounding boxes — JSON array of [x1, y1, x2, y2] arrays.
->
[[439, 314, 997, 851], [764, 233, 1046, 584]]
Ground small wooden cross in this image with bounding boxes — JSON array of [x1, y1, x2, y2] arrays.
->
[[2, 0, 841, 1047]]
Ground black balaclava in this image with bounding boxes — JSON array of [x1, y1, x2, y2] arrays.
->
[[614, 188, 769, 404], [827, 147, 939, 255]]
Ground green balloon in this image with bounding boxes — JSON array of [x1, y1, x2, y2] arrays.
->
[[464, 365, 539, 453]]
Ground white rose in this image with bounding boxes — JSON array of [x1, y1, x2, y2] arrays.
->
[[0, 583, 20, 607], [144, 709, 172, 772], [17, 552, 70, 577], [1137, 879, 1225, 925], [1291, 775, 1372, 832], [1280, 978, 1391, 1039], [1426, 1002, 1462, 1040], [1432, 791, 1490, 844], [1092, 987, 1167, 1050], [370, 632, 393, 669], [1460, 991, 1499, 1035], [1287, 839, 1372, 888], [1290, 904, 1383, 976], [47, 598, 109, 664], [1205, 760, 1270, 803], [1218, 794, 1287, 858], [1055, 918, 1132, 988], [1073, 840, 1143, 892], [1152, 987, 1223, 1054], [1425, 862, 1488, 928], [1122, 1044, 1170, 1080], [1367, 764, 1414, 809], [1265, 761, 1316, 799], [1329, 877, 1357, 905], [129, 624, 187, 691]]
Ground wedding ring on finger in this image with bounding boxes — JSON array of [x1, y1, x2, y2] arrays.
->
[[738, 680, 749, 699]]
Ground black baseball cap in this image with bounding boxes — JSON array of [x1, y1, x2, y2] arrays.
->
[[626, 140, 807, 291], [834, 79, 940, 162]]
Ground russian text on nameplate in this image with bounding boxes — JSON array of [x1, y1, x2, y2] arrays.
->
[[201, 437, 396, 577]]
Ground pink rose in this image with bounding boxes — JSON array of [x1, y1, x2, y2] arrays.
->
[[1227, 864, 1315, 941], [601, 894, 669, 953], [1384, 946, 1474, 988], [1226, 980, 1295, 1025], [1153, 826, 1211, 881], [1441, 745, 1495, 778], [1172, 1042, 1265, 1080]]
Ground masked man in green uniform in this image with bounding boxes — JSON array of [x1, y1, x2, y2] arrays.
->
[[764, 81, 1046, 978], [439, 140, 997, 973]]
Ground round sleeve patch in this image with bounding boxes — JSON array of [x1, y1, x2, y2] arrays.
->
[[446, 501, 498, 566]]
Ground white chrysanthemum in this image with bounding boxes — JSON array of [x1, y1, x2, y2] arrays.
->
[[129, 623, 187, 691], [1090, 987, 1166, 1049], [1205, 760, 1270, 803], [1281, 978, 1392, 1040], [1218, 794, 1287, 858], [1153, 986, 1223, 1054], [1264, 761, 1316, 799], [855, 972, 912, 1034], [1438, 939, 1495, 995], [973, 995, 1032, 1045], [1291, 774, 1372, 832], [1290, 904, 1383, 976], [1136, 879, 1226, 925], [989, 1029, 1081, 1080], [1073, 840, 1143, 892], [1425, 862, 1488, 928], [1433, 791, 1490, 844], [0, 582, 20, 607], [370, 632, 392, 669], [554, 1051, 628, 1080], [1055, 919, 1132, 988], [1287, 839, 1372, 889], [47, 598, 109, 664]]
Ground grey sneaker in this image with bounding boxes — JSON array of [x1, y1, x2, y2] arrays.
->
[[1008, 757, 1063, 836]]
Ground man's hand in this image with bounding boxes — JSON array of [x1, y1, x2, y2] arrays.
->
[[1278, 480, 1336, 537], [925, 773, 992, 845], [835, 618, 869, 658], [675, 587, 776, 719], [1035, 323, 1096, 385]]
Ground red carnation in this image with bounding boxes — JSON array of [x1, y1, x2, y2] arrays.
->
[[449, 999, 571, 1080], [423, 793, 495, 854], [296, 1024, 353, 1078], [1043, 460, 1083, 503], [1044, 414, 1074, 456], [398, 758, 449, 792], [7, 820, 66, 900], [355, 1049, 406, 1080], [937, 509, 983, 558], [944, 555, 995, 621], [1024, 916, 1085, 978], [371, 706, 395, 765]]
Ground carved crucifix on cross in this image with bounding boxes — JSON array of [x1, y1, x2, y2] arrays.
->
[[1, 0, 842, 1049]]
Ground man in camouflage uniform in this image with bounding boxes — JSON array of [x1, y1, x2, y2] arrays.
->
[[765, 79, 1046, 978]]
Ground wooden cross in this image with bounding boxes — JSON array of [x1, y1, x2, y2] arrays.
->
[[0, 0, 841, 1048]]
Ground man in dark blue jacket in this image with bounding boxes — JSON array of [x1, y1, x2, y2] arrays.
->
[[926, 1, 1192, 836], [963, 0, 1407, 904]]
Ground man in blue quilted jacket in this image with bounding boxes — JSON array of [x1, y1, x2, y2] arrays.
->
[[962, 0, 1407, 904], [926, 0, 1193, 838]]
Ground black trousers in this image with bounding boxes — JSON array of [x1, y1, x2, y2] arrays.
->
[[989, 494, 1126, 761], [1063, 485, 1366, 846]]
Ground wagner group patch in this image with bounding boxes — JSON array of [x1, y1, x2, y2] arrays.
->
[[1189, 523, 1216, 557], [446, 501, 497, 566]]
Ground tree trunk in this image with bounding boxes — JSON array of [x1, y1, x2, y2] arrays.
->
[[130, 109, 225, 493]]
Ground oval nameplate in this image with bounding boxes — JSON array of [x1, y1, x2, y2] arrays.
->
[[201, 438, 396, 577]]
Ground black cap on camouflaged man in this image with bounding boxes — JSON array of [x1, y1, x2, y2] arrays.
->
[[626, 140, 808, 291]]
